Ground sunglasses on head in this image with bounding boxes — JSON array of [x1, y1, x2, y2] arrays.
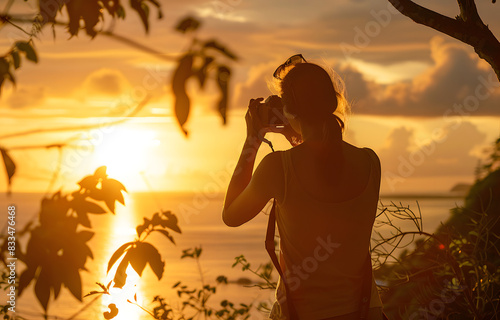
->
[[273, 54, 307, 80]]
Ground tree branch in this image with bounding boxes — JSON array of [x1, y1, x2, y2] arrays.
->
[[457, 0, 482, 23], [0, 96, 150, 140], [387, 0, 500, 82]]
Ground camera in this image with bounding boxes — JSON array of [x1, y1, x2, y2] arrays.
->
[[258, 95, 287, 127]]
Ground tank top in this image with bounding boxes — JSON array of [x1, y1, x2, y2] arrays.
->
[[275, 147, 383, 319]]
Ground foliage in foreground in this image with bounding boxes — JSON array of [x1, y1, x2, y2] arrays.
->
[[375, 137, 500, 319]]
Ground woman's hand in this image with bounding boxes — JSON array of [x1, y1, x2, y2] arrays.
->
[[245, 97, 303, 146], [245, 98, 267, 141], [280, 124, 303, 147]]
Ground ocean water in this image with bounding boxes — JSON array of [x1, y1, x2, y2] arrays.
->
[[0, 192, 464, 320]]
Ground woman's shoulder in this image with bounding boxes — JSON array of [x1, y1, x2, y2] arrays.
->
[[344, 143, 380, 165], [341, 143, 381, 182]]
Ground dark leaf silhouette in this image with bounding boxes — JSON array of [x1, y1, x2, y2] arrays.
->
[[175, 16, 201, 33], [64, 267, 83, 301], [0, 58, 15, 94], [0, 148, 16, 190], [65, 0, 100, 37], [84, 290, 102, 298], [126, 242, 164, 279], [154, 229, 176, 245], [34, 267, 51, 311], [101, 178, 127, 213], [172, 54, 194, 136], [15, 41, 38, 63], [78, 175, 99, 190], [101, 0, 124, 18], [147, 0, 163, 19], [84, 282, 111, 297], [216, 65, 231, 125], [107, 242, 133, 273], [196, 56, 214, 89], [128, 245, 148, 276], [160, 211, 182, 233], [72, 197, 107, 227], [203, 40, 238, 61], [104, 303, 119, 319], [138, 242, 164, 280], [114, 255, 129, 288], [94, 166, 108, 179], [39, 0, 66, 24], [18, 267, 37, 297], [136, 217, 150, 237], [11, 51, 21, 69], [130, 0, 150, 33]]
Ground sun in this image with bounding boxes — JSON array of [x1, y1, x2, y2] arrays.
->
[[91, 125, 161, 189]]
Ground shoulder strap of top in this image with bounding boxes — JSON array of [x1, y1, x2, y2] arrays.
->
[[280, 151, 292, 203], [363, 148, 381, 183]]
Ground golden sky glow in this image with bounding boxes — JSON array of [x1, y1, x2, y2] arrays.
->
[[1, 0, 500, 195]]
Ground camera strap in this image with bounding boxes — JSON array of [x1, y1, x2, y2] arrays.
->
[[265, 199, 299, 320]]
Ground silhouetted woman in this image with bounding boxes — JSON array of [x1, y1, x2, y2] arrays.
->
[[222, 55, 384, 320]]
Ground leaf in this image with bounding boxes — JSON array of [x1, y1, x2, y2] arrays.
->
[[195, 56, 214, 89], [130, 0, 150, 33], [94, 166, 108, 179], [160, 211, 181, 233], [0, 58, 9, 94], [64, 267, 82, 301], [78, 175, 99, 190], [153, 229, 176, 245], [18, 267, 37, 297], [65, 0, 100, 37], [127, 245, 147, 276], [107, 242, 133, 273], [216, 65, 231, 125], [216, 275, 228, 284], [203, 40, 238, 61], [113, 255, 130, 289], [97, 282, 108, 292], [105, 178, 127, 202], [11, 51, 21, 69], [77, 230, 95, 242], [172, 54, 194, 136], [15, 41, 38, 63], [147, 0, 163, 19], [104, 303, 119, 319], [84, 290, 102, 298], [101, 178, 127, 213], [35, 267, 51, 311], [73, 198, 107, 215], [175, 16, 201, 33], [0, 148, 16, 190], [134, 242, 164, 280]]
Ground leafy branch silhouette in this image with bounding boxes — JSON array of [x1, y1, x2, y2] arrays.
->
[[4, 166, 126, 315]]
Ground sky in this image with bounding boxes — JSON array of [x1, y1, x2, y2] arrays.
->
[[0, 0, 499, 194]]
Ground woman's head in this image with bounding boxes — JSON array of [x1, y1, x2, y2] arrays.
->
[[277, 60, 348, 178], [280, 63, 346, 126]]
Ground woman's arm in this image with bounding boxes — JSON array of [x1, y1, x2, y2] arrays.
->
[[222, 99, 282, 227]]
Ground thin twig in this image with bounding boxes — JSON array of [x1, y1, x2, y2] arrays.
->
[[0, 96, 150, 140]]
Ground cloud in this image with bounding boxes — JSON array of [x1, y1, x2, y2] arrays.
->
[[232, 61, 278, 109], [348, 37, 500, 116], [6, 86, 46, 108], [81, 68, 131, 98], [378, 121, 487, 192]]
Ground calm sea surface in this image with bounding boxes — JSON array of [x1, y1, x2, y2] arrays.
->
[[0, 192, 464, 320]]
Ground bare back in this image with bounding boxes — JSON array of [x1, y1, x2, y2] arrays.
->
[[288, 141, 373, 203]]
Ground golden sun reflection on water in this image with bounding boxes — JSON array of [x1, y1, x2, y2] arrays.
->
[[100, 194, 144, 320]]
